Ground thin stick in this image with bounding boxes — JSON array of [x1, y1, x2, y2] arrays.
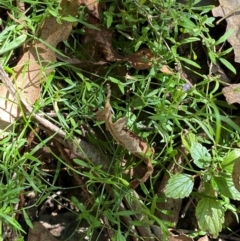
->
[[216, 5, 240, 25]]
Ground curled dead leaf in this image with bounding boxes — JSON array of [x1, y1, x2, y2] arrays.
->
[[96, 84, 154, 188]]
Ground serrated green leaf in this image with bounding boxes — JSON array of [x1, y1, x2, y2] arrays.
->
[[196, 198, 224, 238], [165, 174, 194, 199], [214, 176, 240, 200], [222, 150, 240, 173], [190, 143, 211, 168]]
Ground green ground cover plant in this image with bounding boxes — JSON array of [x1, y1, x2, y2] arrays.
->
[[0, 0, 240, 240]]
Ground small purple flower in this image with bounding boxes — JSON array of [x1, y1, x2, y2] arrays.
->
[[182, 83, 191, 91]]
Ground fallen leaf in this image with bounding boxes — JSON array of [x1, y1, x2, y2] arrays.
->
[[27, 222, 58, 241], [222, 84, 240, 104], [126, 48, 155, 70], [84, 26, 123, 62], [160, 65, 173, 74], [212, 1, 240, 63], [0, 0, 80, 131], [197, 235, 209, 241], [78, 0, 101, 19], [84, 26, 156, 69], [170, 233, 193, 241], [96, 84, 154, 188]]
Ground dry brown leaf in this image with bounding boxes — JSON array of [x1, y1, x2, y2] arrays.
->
[[96, 84, 154, 188], [126, 48, 155, 70], [84, 26, 156, 69], [84, 26, 123, 62], [27, 222, 58, 241], [232, 157, 240, 192], [0, 0, 80, 131], [222, 84, 240, 104], [78, 0, 100, 19], [197, 235, 209, 241], [212, 2, 240, 63], [160, 65, 173, 74], [170, 233, 193, 241]]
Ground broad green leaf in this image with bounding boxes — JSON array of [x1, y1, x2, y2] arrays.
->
[[215, 29, 235, 45], [219, 57, 236, 74], [214, 176, 240, 200], [196, 198, 224, 238], [190, 143, 211, 168], [222, 150, 240, 173], [165, 174, 194, 199]]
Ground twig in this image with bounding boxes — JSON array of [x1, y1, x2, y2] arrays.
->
[[0, 65, 109, 169], [216, 5, 240, 25]]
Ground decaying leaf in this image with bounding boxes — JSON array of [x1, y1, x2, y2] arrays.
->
[[222, 84, 240, 104], [78, 0, 101, 19], [232, 157, 240, 192], [126, 48, 155, 70], [170, 233, 193, 241], [197, 235, 209, 241], [0, 0, 80, 131], [96, 84, 154, 188], [212, 1, 240, 63], [84, 25, 156, 69], [160, 65, 173, 74]]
